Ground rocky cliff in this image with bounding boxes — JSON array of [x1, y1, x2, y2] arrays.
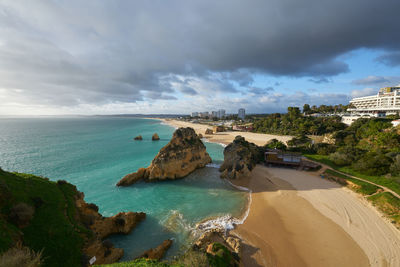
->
[[0, 170, 146, 267], [117, 127, 212, 186], [219, 136, 263, 179]]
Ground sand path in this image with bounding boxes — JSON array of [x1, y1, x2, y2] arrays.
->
[[232, 166, 400, 267]]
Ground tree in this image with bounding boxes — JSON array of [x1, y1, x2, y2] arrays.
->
[[303, 104, 311, 114]]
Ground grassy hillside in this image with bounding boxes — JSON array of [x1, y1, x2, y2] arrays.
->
[[0, 168, 89, 267]]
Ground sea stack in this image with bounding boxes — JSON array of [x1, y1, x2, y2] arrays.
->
[[134, 135, 143, 140], [152, 133, 160, 141], [219, 136, 262, 179], [117, 127, 212, 186]]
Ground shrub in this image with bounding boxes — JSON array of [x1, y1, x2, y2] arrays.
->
[[114, 217, 125, 227], [314, 143, 336, 155], [0, 246, 43, 267], [56, 180, 68, 185], [9, 203, 35, 228], [266, 139, 287, 150], [390, 155, 400, 176], [329, 152, 353, 166], [353, 151, 392, 176], [175, 249, 209, 267]]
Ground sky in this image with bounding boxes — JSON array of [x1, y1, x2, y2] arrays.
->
[[1, 0, 400, 115]]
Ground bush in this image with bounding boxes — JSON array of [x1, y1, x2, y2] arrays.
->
[[9, 203, 35, 228], [329, 152, 353, 166], [314, 143, 336, 155], [390, 155, 400, 176], [175, 249, 209, 267], [266, 139, 287, 150], [0, 246, 43, 267], [353, 151, 392, 176]]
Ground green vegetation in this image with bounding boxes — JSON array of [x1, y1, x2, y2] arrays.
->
[[323, 169, 380, 195], [368, 192, 400, 228], [96, 259, 175, 267], [307, 154, 400, 195], [0, 245, 43, 267], [0, 169, 89, 267], [252, 106, 346, 136]]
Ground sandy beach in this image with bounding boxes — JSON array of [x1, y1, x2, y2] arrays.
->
[[161, 118, 400, 266], [232, 166, 400, 267], [161, 119, 292, 146]]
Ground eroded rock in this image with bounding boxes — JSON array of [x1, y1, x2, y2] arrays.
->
[[117, 127, 211, 186]]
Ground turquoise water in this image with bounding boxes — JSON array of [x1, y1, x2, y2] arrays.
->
[[0, 117, 247, 260]]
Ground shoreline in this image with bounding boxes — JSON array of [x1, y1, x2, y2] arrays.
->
[[159, 118, 400, 266]]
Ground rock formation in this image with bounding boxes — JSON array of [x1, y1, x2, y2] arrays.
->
[[137, 239, 173, 260], [198, 133, 203, 138], [134, 135, 143, 140], [117, 127, 212, 186], [152, 133, 160, 141], [75, 191, 146, 264], [205, 128, 213, 135], [219, 136, 262, 179]]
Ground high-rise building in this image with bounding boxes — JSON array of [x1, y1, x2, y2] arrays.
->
[[211, 111, 218, 118], [191, 112, 198, 117], [238, 108, 245, 120], [217, 109, 226, 119]]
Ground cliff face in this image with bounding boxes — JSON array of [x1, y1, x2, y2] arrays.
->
[[117, 127, 212, 186], [219, 136, 262, 179], [0, 170, 146, 267], [76, 190, 146, 265]]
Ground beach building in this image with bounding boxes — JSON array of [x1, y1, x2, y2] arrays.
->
[[238, 108, 245, 120], [348, 86, 400, 116], [265, 149, 320, 170]]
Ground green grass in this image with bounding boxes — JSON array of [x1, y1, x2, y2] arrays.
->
[[305, 154, 400, 195], [323, 169, 380, 195], [0, 169, 89, 267], [368, 192, 400, 228], [95, 259, 180, 267]]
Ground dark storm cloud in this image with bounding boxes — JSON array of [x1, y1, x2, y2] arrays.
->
[[1, 0, 400, 108], [376, 51, 400, 67]]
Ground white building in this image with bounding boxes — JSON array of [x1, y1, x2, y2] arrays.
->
[[217, 109, 226, 119], [191, 112, 198, 117], [211, 111, 218, 118], [238, 108, 245, 120], [348, 86, 400, 115]]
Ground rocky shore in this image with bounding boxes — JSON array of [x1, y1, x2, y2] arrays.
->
[[117, 127, 211, 186]]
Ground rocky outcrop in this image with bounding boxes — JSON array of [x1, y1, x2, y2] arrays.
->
[[117, 127, 212, 186], [194, 229, 241, 265], [152, 133, 160, 141], [137, 239, 173, 260], [205, 129, 213, 135], [219, 136, 262, 179], [134, 135, 143, 140], [198, 133, 203, 139], [75, 191, 146, 264]]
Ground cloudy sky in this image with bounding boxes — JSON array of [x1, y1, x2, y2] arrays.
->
[[1, 0, 400, 115]]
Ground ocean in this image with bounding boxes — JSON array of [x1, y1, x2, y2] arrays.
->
[[0, 117, 247, 260]]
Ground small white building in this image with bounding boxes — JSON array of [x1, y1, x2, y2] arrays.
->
[[392, 119, 400, 127]]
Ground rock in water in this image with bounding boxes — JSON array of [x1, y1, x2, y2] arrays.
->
[[117, 127, 212, 186], [137, 239, 173, 260], [152, 133, 160, 140], [134, 135, 143, 140], [219, 136, 262, 179]]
